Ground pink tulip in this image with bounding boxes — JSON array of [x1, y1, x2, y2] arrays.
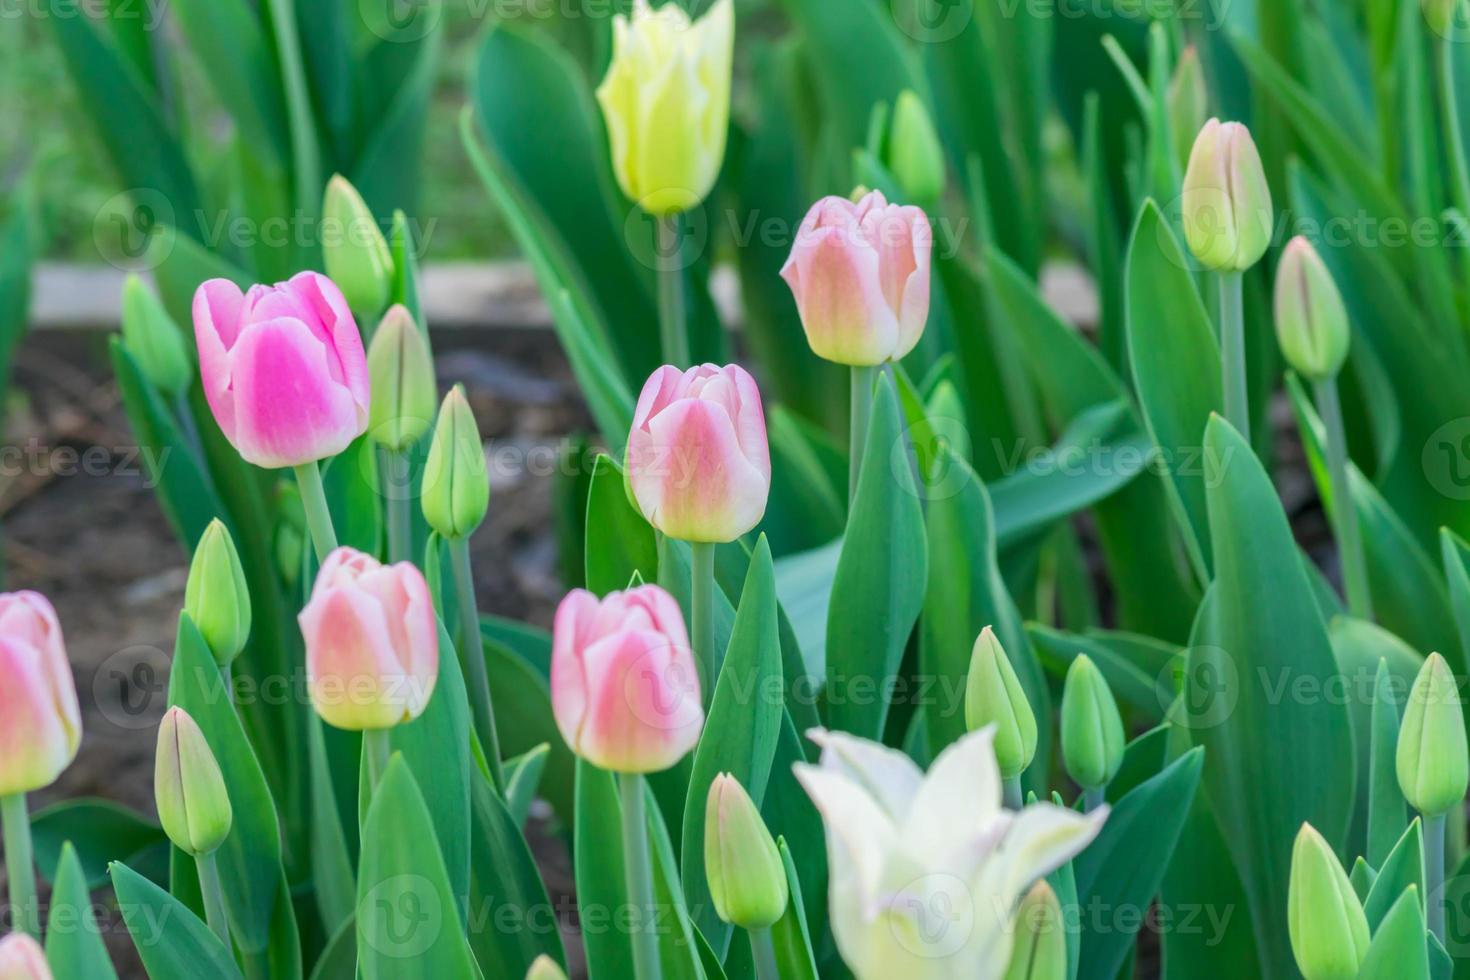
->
[[193, 272, 370, 468], [551, 586, 703, 773], [299, 548, 438, 731], [0, 592, 81, 797], [0, 933, 52, 979], [626, 363, 770, 543], [780, 190, 933, 366]]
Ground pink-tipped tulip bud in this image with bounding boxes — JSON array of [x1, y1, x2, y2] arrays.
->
[[705, 773, 789, 929], [299, 548, 439, 731], [192, 272, 370, 469], [626, 364, 770, 543], [0, 933, 52, 979], [780, 190, 933, 366], [1181, 119, 1273, 272], [154, 707, 232, 856], [0, 592, 81, 797], [1273, 237, 1350, 381], [551, 586, 703, 773]]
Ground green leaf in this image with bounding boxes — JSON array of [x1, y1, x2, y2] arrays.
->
[[1184, 417, 1356, 978], [111, 861, 243, 979], [1124, 200, 1222, 578], [356, 756, 479, 978], [761, 407, 847, 556], [1027, 625, 1175, 726], [45, 843, 118, 980], [504, 744, 550, 828], [825, 373, 927, 739], [574, 762, 636, 980], [307, 918, 356, 980], [31, 798, 167, 890], [167, 0, 286, 160], [766, 839, 820, 980], [1440, 528, 1470, 682], [308, 713, 356, 936], [322, 436, 383, 556], [760, 711, 829, 952], [487, 636, 575, 827], [1362, 818, 1424, 932], [353, 26, 440, 219], [1073, 748, 1204, 980], [584, 454, 658, 596], [1366, 658, 1407, 868], [1358, 887, 1430, 979], [682, 537, 784, 957]]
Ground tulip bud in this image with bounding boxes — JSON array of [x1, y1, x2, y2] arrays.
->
[[422, 386, 489, 541], [0, 592, 81, 797], [154, 707, 233, 856], [299, 547, 439, 731], [705, 773, 789, 929], [0, 933, 52, 979], [121, 274, 191, 397], [1396, 652, 1469, 816], [551, 586, 703, 773], [1003, 881, 1067, 980], [964, 627, 1037, 781], [887, 90, 946, 206], [1424, 0, 1458, 37], [1287, 822, 1370, 980], [1181, 119, 1274, 272], [626, 364, 771, 543], [1060, 655, 1125, 792], [367, 304, 437, 452], [184, 519, 251, 667], [524, 956, 568, 980], [781, 191, 933, 366], [1167, 47, 1208, 170], [596, 0, 734, 215], [322, 175, 393, 317], [1273, 237, 1350, 381]]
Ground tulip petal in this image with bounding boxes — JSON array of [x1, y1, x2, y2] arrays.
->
[[993, 803, 1109, 905], [193, 278, 247, 442], [288, 271, 371, 416], [787, 225, 899, 365], [302, 587, 411, 730], [0, 639, 75, 796], [575, 629, 703, 772], [904, 728, 1005, 865], [807, 728, 923, 822]]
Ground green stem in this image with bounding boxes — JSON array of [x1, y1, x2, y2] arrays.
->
[[1218, 271, 1249, 443], [1315, 377, 1373, 620], [364, 728, 392, 793], [382, 448, 412, 565], [264, 0, 322, 246], [690, 541, 717, 706], [1, 795, 36, 936], [657, 216, 689, 367], [1428, 811, 1447, 943], [1440, 37, 1470, 293], [1003, 775, 1024, 810], [196, 849, 232, 950], [749, 926, 781, 980], [451, 537, 504, 793], [1084, 787, 1106, 813], [619, 773, 663, 980], [293, 462, 339, 563], [849, 365, 877, 507]]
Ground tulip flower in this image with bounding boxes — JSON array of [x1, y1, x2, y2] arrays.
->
[[154, 707, 233, 857], [322, 174, 394, 318], [121, 274, 191, 398], [626, 363, 770, 544], [705, 773, 789, 930], [0, 934, 51, 980], [596, 0, 734, 216], [192, 272, 370, 470], [794, 727, 1106, 980], [0, 592, 81, 797], [184, 520, 251, 668], [1060, 655, 1125, 807], [780, 190, 934, 367], [1274, 237, 1350, 382], [965, 627, 1038, 797], [1003, 881, 1067, 980], [1181, 119, 1273, 273], [299, 547, 438, 732], [550, 585, 703, 774], [1287, 823, 1369, 980]]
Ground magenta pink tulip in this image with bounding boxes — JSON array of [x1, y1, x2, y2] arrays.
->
[[0, 933, 52, 979], [780, 190, 933, 365], [551, 585, 704, 773], [299, 547, 438, 731], [0, 592, 81, 797], [193, 272, 370, 468], [626, 363, 770, 543]]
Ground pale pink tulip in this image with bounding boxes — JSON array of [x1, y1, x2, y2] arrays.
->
[[780, 191, 933, 365], [551, 586, 703, 773], [299, 548, 438, 731], [193, 272, 370, 468], [626, 363, 770, 543], [0, 933, 52, 979], [0, 592, 81, 797]]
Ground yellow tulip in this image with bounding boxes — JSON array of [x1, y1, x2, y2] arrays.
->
[[596, 0, 734, 216]]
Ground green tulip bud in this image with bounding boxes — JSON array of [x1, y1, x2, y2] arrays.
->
[[120, 274, 191, 397], [422, 385, 488, 540], [1181, 118, 1274, 272], [1424, 0, 1459, 37], [1287, 822, 1370, 980], [1273, 237, 1350, 381], [887, 90, 946, 205], [1060, 655, 1125, 792], [524, 955, 568, 980], [1167, 46, 1208, 170], [1004, 880, 1067, 980], [367, 304, 438, 452], [705, 773, 789, 929], [964, 627, 1038, 780], [1397, 652, 1469, 816], [184, 519, 251, 667], [322, 174, 393, 317], [155, 706, 233, 856]]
